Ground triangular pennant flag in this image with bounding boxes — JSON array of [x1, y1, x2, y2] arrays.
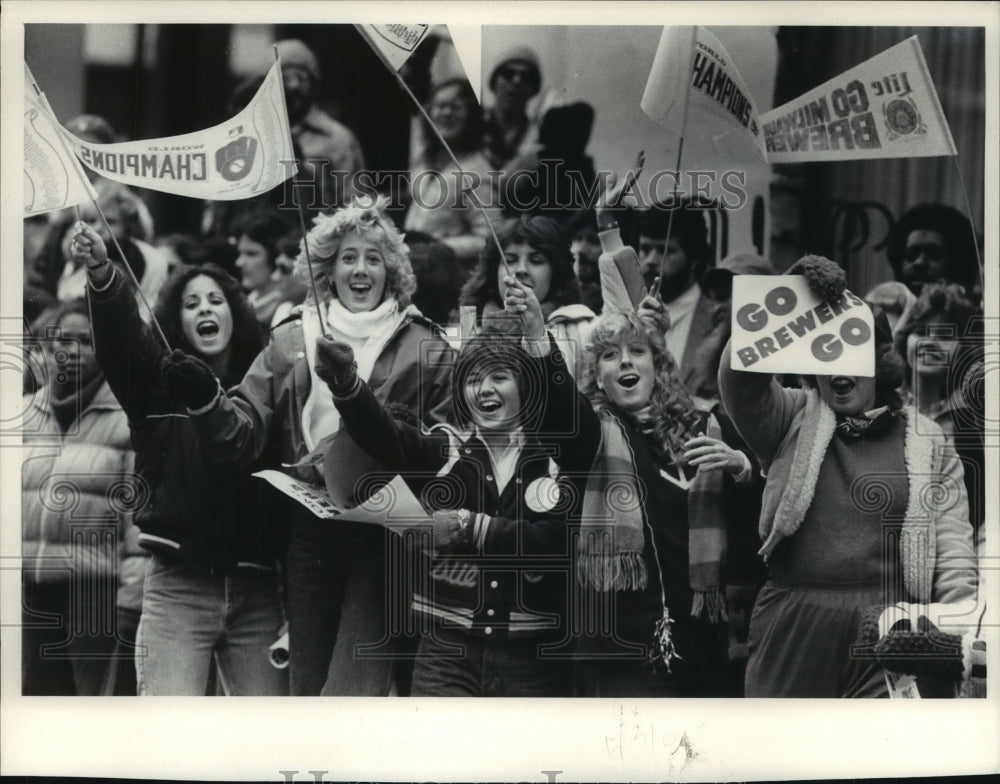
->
[[760, 36, 956, 163], [356, 24, 431, 72], [61, 60, 296, 200], [24, 63, 52, 113], [642, 26, 765, 160], [448, 25, 483, 103], [24, 91, 97, 217], [641, 27, 696, 130]]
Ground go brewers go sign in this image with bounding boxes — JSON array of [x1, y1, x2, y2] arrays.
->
[[730, 276, 874, 377]]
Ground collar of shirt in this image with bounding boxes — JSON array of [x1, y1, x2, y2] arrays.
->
[[469, 427, 526, 495]]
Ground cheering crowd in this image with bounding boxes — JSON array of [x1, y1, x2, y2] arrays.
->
[[21, 37, 986, 698]]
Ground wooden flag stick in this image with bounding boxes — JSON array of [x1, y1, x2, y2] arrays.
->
[[951, 157, 985, 296], [354, 25, 512, 279], [273, 45, 330, 337]]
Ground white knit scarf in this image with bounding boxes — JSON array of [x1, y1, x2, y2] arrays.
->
[[300, 297, 406, 451]]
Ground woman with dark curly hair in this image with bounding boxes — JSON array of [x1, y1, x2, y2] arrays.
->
[[71, 222, 287, 695], [718, 256, 977, 697], [156, 196, 455, 696], [460, 213, 596, 380]]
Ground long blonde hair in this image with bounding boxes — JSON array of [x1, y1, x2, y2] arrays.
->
[[583, 311, 701, 463]]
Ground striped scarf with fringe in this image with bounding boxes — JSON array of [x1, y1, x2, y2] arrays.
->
[[577, 408, 729, 635]]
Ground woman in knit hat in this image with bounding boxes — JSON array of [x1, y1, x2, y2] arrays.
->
[[483, 45, 542, 169], [717, 255, 978, 697], [532, 293, 751, 696]]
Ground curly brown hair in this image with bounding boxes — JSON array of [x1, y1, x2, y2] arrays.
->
[[154, 263, 264, 387], [583, 311, 701, 463]]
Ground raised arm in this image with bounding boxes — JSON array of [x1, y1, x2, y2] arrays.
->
[[503, 274, 602, 472], [75, 223, 163, 420], [317, 337, 448, 472], [717, 340, 803, 465]]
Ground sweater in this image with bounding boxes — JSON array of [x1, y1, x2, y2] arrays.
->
[[718, 341, 977, 604]]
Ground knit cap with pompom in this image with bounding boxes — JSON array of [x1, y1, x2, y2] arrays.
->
[[787, 254, 846, 302]]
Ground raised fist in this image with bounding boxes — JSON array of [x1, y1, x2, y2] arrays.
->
[[315, 336, 358, 395]]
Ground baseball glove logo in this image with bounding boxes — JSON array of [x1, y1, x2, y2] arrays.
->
[[215, 136, 258, 181]]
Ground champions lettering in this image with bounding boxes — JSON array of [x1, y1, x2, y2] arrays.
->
[[762, 79, 881, 153], [691, 50, 754, 129], [735, 287, 871, 367], [78, 147, 208, 181]]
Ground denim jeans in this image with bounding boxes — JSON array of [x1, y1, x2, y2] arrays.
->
[[135, 555, 288, 696], [410, 625, 570, 697], [285, 519, 413, 696]]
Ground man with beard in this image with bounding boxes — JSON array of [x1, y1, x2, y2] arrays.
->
[[632, 199, 719, 400], [275, 39, 365, 214]]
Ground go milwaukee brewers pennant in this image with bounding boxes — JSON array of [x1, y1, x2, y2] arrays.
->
[[760, 36, 956, 163], [61, 59, 296, 200]]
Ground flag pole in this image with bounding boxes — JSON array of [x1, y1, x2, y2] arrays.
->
[[36, 64, 169, 348], [655, 124, 690, 301], [273, 46, 330, 338], [645, 26, 696, 301], [951, 157, 985, 297], [354, 25, 512, 279]]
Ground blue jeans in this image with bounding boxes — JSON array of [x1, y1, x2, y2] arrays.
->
[[285, 520, 413, 696], [135, 555, 288, 696], [410, 625, 569, 697]]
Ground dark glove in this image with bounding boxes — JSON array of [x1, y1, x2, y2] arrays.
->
[[315, 336, 358, 395], [160, 349, 220, 411], [855, 605, 964, 681], [787, 254, 846, 302]]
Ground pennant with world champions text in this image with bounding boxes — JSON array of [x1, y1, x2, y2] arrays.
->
[[356, 24, 431, 72], [760, 36, 956, 163], [24, 91, 98, 217], [62, 59, 296, 200], [641, 26, 766, 160]]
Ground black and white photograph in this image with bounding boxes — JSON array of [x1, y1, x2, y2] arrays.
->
[[2, 1, 998, 780]]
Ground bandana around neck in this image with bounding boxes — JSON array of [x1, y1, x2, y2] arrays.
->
[[835, 405, 895, 439]]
